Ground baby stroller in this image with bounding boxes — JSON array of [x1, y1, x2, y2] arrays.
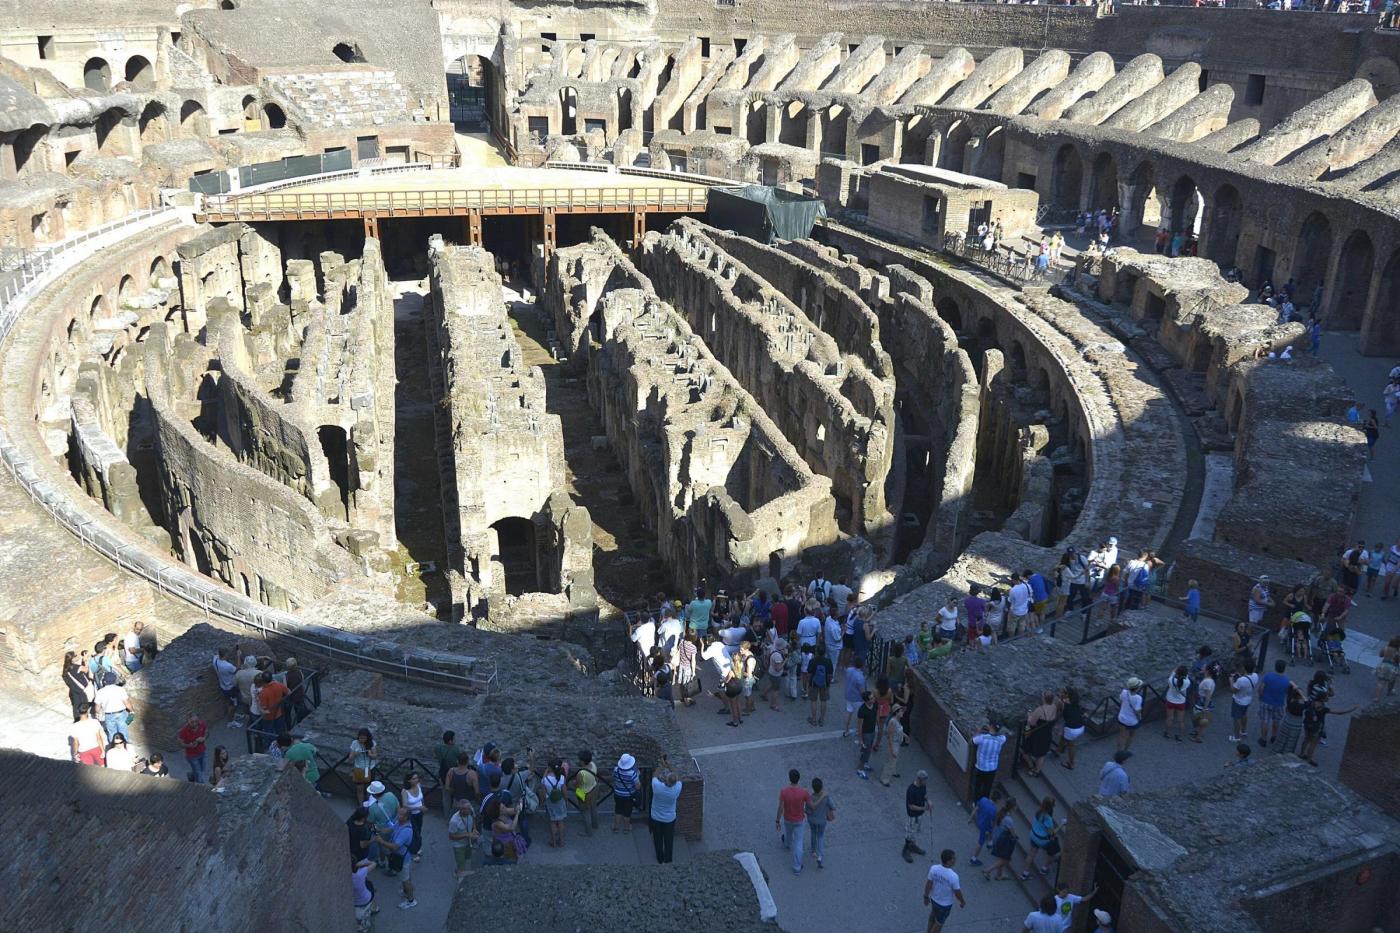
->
[[1315, 623, 1351, 674]]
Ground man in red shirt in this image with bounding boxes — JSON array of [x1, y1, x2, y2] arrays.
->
[[774, 768, 812, 875], [178, 711, 209, 783], [256, 673, 290, 748]]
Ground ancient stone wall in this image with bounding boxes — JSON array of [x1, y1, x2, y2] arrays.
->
[[5, 749, 351, 932], [425, 238, 597, 628], [1338, 697, 1400, 820], [639, 219, 893, 546]]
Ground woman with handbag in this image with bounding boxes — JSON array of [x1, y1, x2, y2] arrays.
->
[[675, 634, 701, 706], [349, 728, 377, 804], [804, 777, 835, 869], [570, 749, 600, 835]]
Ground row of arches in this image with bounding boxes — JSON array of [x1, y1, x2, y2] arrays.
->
[[82, 55, 154, 93]]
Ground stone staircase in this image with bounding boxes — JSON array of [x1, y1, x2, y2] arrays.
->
[[263, 70, 424, 129]]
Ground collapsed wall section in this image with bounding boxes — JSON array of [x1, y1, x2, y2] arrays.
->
[[425, 237, 597, 630]]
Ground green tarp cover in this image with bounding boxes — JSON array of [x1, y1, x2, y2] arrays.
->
[[707, 185, 826, 243]]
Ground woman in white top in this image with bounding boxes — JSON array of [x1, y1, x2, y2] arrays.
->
[[983, 590, 1006, 638], [402, 771, 426, 862], [1190, 664, 1218, 743], [1116, 677, 1145, 754], [1163, 665, 1192, 741], [976, 625, 998, 650], [105, 733, 137, 772]]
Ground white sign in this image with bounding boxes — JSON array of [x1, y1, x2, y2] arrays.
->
[[947, 722, 969, 771]]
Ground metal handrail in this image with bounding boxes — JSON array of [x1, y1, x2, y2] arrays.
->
[[201, 186, 710, 219]]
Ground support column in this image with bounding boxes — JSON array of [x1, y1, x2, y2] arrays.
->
[[467, 209, 483, 247], [631, 210, 646, 248], [541, 208, 557, 261], [363, 214, 380, 240]]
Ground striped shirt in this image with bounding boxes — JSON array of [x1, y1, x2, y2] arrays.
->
[[972, 732, 1006, 772]]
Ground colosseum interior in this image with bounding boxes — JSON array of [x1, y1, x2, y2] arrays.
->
[[3, 0, 1399, 930]]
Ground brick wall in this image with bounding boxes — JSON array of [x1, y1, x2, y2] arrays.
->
[[1338, 697, 1400, 819]]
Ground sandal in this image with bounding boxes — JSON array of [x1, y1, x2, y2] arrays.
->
[[1019, 872, 1031, 881], [1060, 762, 1074, 770]]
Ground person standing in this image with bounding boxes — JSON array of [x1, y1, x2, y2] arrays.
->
[[967, 786, 1002, 866], [855, 691, 879, 780], [212, 649, 242, 727], [376, 806, 416, 910], [67, 703, 107, 766], [804, 777, 834, 869], [1025, 895, 1063, 933], [94, 672, 131, 744], [1190, 662, 1219, 742], [542, 759, 569, 849], [649, 757, 682, 864], [256, 672, 290, 745], [1256, 659, 1290, 748], [970, 723, 1007, 801], [351, 857, 376, 926], [1097, 751, 1131, 796], [776, 768, 812, 874], [686, 586, 714, 638], [448, 798, 479, 878], [350, 728, 378, 804], [880, 704, 907, 786], [62, 651, 93, 723], [177, 711, 208, 784], [840, 658, 868, 738], [924, 849, 966, 933], [1052, 882, 1097, 932], [1115, 677, 1144, 755], [902, 770, 931, 863], [612, 753, 639, 834], [807, 643, 833, 726], [122, 621, 147, 673], [1229, 661, 1260, 743], [1162, 667, 1191, 742], [402, 772, 426, 861]]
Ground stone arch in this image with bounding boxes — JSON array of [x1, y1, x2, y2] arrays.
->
[[138, 102, 168, 145], [936, 297, 963, 333], [1089, 152, 1119, 213], [972, 126, 1006, 182], [1008, 340, 1028, 376], [1355, 56, 1400, 100], [1206, 183, 1243, 267], [117, 274, 136, 307], [1050, 143, 1084, 211], [1291, 211, 1333, 299], [179, 100, 209, 136], [123, 55, 154, 89], [241, 95, 258, 119], [219, 0, 238, 8], [823, 104, 849, 158], [1362, 250, 1400, 354], [940, 119, 971, 173], [12, 124, 47, 175], [262, 103, 286, 129], [1168, 176, 1203, 240], [1329, 230, 1374, 329], [150, 255, 172, 285], [89, 294, 109, 322], [83, 57, 112, 93], [1125, 161, 1159, 237], [559, 86, 578, 135]]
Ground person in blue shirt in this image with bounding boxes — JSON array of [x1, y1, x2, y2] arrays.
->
[[1097, 751, 1131, 797], [648, 757, 683, 864], [375, 806, 417, 910], [967, 787, 1002, 866], [1183, 579, 1201, 623], [1256, 659, 1291, 748], [1026, 570, 1051, 630]]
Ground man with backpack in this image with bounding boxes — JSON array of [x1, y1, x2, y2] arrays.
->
[[808, 644, 834, 726], [840, 656, 868, 738]]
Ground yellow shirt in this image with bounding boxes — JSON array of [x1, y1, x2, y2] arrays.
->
[[575, 768, 597, 801]]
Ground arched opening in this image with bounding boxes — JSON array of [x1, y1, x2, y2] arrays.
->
[[1362, 251, 1400, 353], [449, 54, 497, 130], [117, 275, 135, 307], [138, 102, 167, 145], [559, 86, 578, 135], [1168, 176, 1203, 239], [823, 105, 849, 159], [179, 100, 208, 137], [619, 87, 634, 132], [89, 295, 108, 322], [936, 297, 963, 333], [940, 120, 971, 173], [1126, 162, 1159, 238], [1291, 212, 1333, 301], [123, 56, 154, 89], [185, 528, 214, 575], [150, 255, 172, 285], [1206, 184, 1242, 267], [902, 114, 933, 165], [491, 517, 538, 596], [241, 95, 258, 120], [1329, 230, 1374, 329], [332, 42, 365, 64], [779, 100, 807, 147], [973, 127, 1006, 182], [12, 124, 47, 175], [219, 0, 238, 8], [317, 425, 353, 519], [83, 57, 112, 93], [262, 103, 286, 129], [745, 97, 765, 145], [1089, 152, 1119, 213], [1050, 144, 1084, 210], [94, 109, 124, 156]]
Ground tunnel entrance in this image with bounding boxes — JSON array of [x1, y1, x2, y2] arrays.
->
[[491, 516, 538, 596]]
